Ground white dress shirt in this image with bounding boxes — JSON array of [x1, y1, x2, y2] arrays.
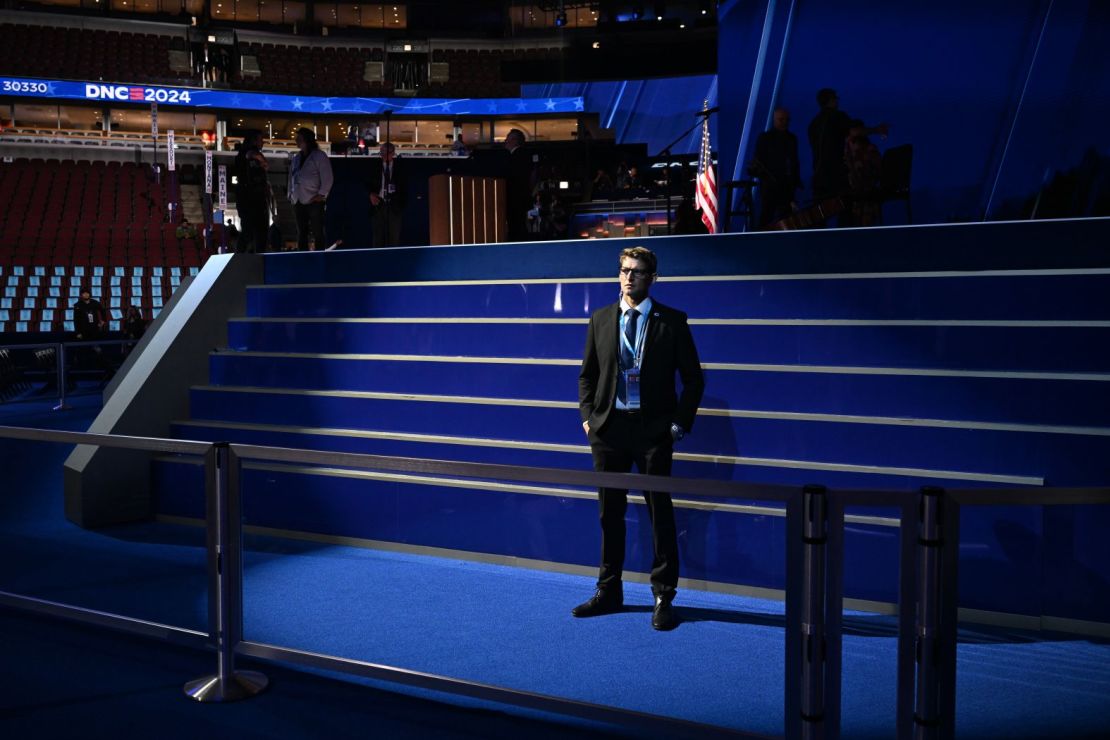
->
[[288, 149, 334, 205]]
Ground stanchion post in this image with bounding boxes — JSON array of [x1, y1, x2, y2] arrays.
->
[[896, 498, 918, 740], [823, 493, 845, 740], [913, 486, 951, 739], [52, 342, 70, 411], [185, 442, 268, 702], [800, 484, 828, 740]]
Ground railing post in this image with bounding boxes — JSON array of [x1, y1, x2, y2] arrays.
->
[[914, 485, 958, 739], [896, 498, 918, 740], [185, 442, 267, 702], [800, 484, 828, 740], [52, 342, 70, 411]]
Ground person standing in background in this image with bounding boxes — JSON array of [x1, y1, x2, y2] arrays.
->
[[504, 128, 532, 242], [368, 141, 407, 247], [751, 107, 802, 227], [288, 128, 333, 251], [233, 129, 270, 253], [808, 89, 888, 203]]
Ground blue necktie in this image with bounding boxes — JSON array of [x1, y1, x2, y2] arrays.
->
[[621, 308, 640, 368], [617, 308, 639, 405]]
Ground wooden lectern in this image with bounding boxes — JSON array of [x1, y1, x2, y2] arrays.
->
[[428, 174, 507, 245]]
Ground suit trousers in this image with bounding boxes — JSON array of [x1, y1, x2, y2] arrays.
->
[[372, 202, 403, 247], [589, 409, 679, 596]]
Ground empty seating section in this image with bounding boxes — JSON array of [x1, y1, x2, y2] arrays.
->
[[427, 47, 539, 98], [0, 24, 177, 85], [0, 159, 205, 333], [0, 159, 208, 267], [0, 23, 544, 97], [237, 43, 380, 96], [0, 264, 198, 335]]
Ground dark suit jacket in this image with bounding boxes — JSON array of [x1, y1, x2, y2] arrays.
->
[[366, 159, 408, 209], [578, 299, 705, 440]]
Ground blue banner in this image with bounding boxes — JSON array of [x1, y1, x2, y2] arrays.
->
[[0, 76, 585, 116]]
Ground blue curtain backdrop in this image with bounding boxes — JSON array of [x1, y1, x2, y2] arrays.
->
[[527, 1, 1110, 228]]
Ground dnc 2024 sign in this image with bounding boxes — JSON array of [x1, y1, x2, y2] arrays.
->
[[1, 77, 584, 116]]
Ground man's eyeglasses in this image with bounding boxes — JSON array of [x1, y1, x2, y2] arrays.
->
[[619, 267, 652, 279]]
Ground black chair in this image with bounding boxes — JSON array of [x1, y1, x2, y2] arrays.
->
[[879, 144, 913, 224]]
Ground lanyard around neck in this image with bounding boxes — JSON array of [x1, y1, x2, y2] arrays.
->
[[620, 308, 648, 368]]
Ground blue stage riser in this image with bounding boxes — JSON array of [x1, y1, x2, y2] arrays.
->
[[185, 388, 1108, 485], [226, 321, 1110, 372], [246, 274, 1110, 321], [260, 219, 1110, 285], [208, 354, 1110, 428], [160, 221, 1110, 627]]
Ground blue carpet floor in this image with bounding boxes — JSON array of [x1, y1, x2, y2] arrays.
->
[[3, 396, 1109, 738]]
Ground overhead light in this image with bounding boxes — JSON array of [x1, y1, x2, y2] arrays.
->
[[592, 41, 600, 49]]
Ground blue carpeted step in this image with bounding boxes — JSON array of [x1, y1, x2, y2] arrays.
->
[[225, 319, 1110, 372], [246, 272, 1110, 320], [186, 385, 1110, 484], [208, 352, 1110, 428]]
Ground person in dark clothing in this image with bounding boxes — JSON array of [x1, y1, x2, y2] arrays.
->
[[73, 290, 106, 341], [73, 289, 108, 374], [574, 246, 705, 631], [122, 305, 146, 358], [752, 108, 802, 227], [233, 130, 270, 253], [504, 128, 533, 242], [367, 141, 407, 247], [807, 89, 888, 202], [123, 305, 146, 341]]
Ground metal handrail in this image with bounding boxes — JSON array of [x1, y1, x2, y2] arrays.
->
[[0, 338, 141, 411], [230, 442, 797, 503], [1, 423, 1108, 738]]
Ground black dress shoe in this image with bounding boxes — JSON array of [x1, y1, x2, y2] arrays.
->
[[571, 588, 623, 618], [652, 596, 678, 631]]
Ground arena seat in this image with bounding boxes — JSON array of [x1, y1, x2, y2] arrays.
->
[[0, 158, 206, 333], [0, 22, 529, 98]]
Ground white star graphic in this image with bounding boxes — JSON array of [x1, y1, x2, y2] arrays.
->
[[544, 98, 556, 111], [515, 100, 527, 111], [230, 95, 242, 106], [292, 98, 305, 110], [261, 97, 274, 108], [574, 99, 584, 111], [486, 101, 498, 113], [321, 98, 334, 111]]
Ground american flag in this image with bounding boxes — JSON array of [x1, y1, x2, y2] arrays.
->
[[695, 100, 718, 234]]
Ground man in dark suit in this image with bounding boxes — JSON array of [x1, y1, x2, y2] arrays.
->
[[368, 141, 407, 247], [575, 246, 705, 630]]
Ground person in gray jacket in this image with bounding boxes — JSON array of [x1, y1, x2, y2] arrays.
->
[[288, 127, 334, 251]]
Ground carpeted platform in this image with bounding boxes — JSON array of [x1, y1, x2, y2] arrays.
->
[[2, 396, 1109, 738]]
